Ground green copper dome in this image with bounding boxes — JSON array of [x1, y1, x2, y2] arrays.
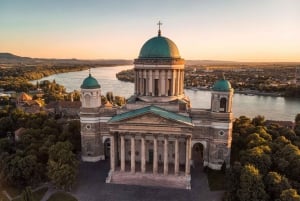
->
[[139, 35, 181, 59], [212, 79, 232, 92], [81, 74, 100, 89]]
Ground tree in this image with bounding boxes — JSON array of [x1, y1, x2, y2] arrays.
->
[[0, 117, 13, 133], [280, 189, 300, 201], [264, 172, 291, 200], [240, 145, 272, 175], [294, 113, 300, 137], [47, 141, 78, 190], [223, 162, 242, 201], [106, 91, 114, 103], [237, 164, 269, 201], [252, 115, 265, 126]]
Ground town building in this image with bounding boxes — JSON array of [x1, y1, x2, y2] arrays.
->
[[79, 27, 234, 189]]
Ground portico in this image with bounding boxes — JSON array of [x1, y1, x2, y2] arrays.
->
[[106, 105, 193, 189]]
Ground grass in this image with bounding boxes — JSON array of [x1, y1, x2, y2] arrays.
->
[[47, 192, 77, 201], [206, 168, 226, 191]]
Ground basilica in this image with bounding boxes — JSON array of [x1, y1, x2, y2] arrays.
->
[[79, 26, 234, 189]]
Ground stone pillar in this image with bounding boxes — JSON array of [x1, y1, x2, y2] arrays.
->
[[141, 135, 146, 173], [172, 70, 175, 96], [110, 133, 115, 172], [134, 70, 137, 95], [158, 70, 161, 96], [161, 70, 165, 96], [174, 136, 179, 175], [164, 136, 169, 175], [120, 134, 125, 172], [149, 70, 153, 96], [181, 70, 184, 94], [165, 70, 168, 96], [153, 135, 158, 174], [176, 70, 180, 95], [131, 135, 135, 173], [137, 70, 140, 95], [185, 136, 190, 175]]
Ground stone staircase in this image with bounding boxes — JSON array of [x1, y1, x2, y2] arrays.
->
[[108, 171, 191, 189]]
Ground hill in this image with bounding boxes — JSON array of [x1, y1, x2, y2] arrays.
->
[[0, 53, 132, 66]]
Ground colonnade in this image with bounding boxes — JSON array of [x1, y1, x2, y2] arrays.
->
[[110, 133, 191, 176], [135, 69, 184, 97]]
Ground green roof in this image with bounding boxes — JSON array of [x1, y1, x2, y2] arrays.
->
[[109, 105, 192, 125], [81, 74, 100, 89], [138, 36, 180, 59], [212, 79, 232, 92]]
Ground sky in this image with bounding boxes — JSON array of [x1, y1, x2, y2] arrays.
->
[[0, 0, 300, 62]]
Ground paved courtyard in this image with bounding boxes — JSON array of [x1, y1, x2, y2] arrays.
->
[[72, 160, 223, 201]]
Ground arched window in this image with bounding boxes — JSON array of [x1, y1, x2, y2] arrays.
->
[[220, 97, 227, 112], [85, 94, 91, 107]]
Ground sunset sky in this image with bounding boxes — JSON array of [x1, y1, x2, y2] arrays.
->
[[0, 0, 299, 61]]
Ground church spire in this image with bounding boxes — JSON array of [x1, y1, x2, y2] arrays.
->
[[157, 20, 162, 36]]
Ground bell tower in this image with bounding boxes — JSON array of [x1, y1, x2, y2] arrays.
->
[[80, 70, 103, 162], [211, 76, 234, 113]]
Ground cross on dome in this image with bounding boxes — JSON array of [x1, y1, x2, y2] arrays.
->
[[157, 20, 163, 36]]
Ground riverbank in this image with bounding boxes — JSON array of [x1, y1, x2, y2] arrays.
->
[[185, 87, 283, 97]]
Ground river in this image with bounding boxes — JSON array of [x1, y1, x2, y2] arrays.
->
[[31, 65, 299, 121]]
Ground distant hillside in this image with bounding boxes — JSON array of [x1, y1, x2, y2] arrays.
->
[[0, 53, 132, 66]]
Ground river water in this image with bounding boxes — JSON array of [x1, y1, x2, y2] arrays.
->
[[32, 65, 299, 121]]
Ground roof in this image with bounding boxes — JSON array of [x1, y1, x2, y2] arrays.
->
[[138, 35, 180, 59], [109, 105, 192, 125], [17, 92, 32, 101], [81, 74, 100, 89], [212, 79, 233, 92]]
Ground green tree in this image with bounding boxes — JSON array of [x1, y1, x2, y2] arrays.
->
[[237, 164, 269, 201], [280, 189, 300, 201], [264, 172, 291, 200], [224, 162, 242, 201], [252, 115, 265, 127], [47, 141, 78, 190], [240, 145, 272, 174]]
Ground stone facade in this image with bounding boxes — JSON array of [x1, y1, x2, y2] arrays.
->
[[80, 29, 234, 189]]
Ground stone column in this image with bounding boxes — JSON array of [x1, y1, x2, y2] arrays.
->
[[149, 70, 153, 96], [181, 70, 184, 94], [185, 136, 190, 175], [176, 70, 180, 95], [172, 70, 175, 96], [164, 136, 169, 175], [120, 134, 125, 172], [153, 135, 158, 174], [158, 70, 161, 96], [141, 135, 146, 173], [161, 70, 165, 96], [174, 136, 179, 175], [110, 133, 115, 172], [131, 135, 135, 173]]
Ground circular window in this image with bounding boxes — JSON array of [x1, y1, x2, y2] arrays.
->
[[219, 130, 225, 136], [86, 124, 91, 130]]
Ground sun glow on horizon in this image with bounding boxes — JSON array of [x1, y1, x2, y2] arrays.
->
[[0, 0, 299, 62]]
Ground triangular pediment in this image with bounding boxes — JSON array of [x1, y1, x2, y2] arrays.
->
[[109, 105, 193, 126]]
